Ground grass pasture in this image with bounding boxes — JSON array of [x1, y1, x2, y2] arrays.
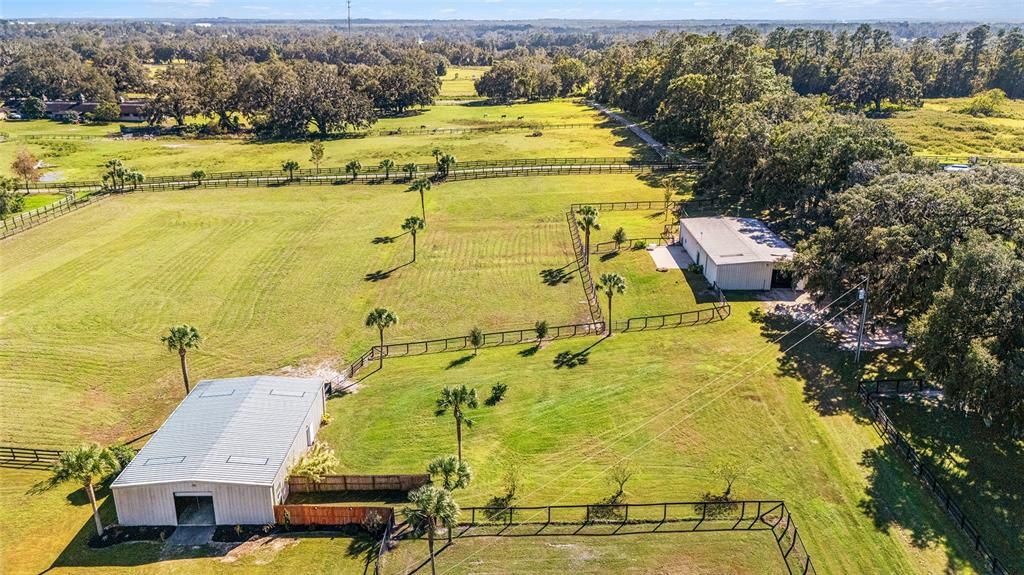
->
[[882, 97, 1024, 159], [439, 65, 489, 99]]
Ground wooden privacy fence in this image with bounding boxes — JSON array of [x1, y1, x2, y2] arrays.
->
[[858, 380, 1009, 575], [274, 504, 393, 527], [288, 474, 429, 493]]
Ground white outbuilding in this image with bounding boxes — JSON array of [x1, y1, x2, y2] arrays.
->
[[678, 216, 802, 291], [112, 375, 325, 526]]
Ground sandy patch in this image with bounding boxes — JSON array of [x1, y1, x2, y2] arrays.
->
[[764, 294, 907, 351], [218, 535, 299, 564], [545, 542, 599, 569], [277, 357, 358, 394], [39, 170, 64, 182], [162, 143, 193, 149]]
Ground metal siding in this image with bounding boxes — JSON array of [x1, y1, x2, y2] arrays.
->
[[272, 386, 325, 503], [715, 262, 772, 290], [113, 482, 274, 526]]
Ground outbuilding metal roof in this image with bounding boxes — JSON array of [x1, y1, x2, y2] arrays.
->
[[680, 217, 794, 266], [112, 376, 323, 488]]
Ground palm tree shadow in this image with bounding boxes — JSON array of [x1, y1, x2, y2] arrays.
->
[[540, 262, 576, 286], [599, 251, 620, 262], [371, 236, 396, 244], [518, 345, 540, 358], [364, 261, 412, 282], [445, 354, 475, 370]]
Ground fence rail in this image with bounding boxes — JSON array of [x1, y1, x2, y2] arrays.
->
[[916, 154, 1024, 165], [0, 445, 63, 469], [858, 380, 1009, 575], [1, 194, 107, 240], [566, 208, 604, 324], [288, 474, 429, 493], [569, 197, 715, 213]]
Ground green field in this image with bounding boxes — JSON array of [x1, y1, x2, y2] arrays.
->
[[439, 65, 489, 99], [883, 97, 1024, 159], [0, 79, 1002, 575], [0, 99, 636, 183], [882, 398, 1024, 572]]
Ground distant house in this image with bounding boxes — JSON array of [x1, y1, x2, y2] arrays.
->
[[43, 100, 147, 122], [111, 376, 326, 526], [678, 216, 803, 291]]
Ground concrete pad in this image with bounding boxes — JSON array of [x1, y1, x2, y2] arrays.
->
[[648, 245, 693, 270], [166, 525, 216, 546]]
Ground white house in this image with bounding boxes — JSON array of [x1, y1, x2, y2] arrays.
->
[[112, 375, 325, 526], [678, 216, 803, 291]]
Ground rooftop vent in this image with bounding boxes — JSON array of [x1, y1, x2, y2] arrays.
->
[[144, 456, 185, 465], [226, 455, 269, 466], [199, 388, 235, 398], [269, 389, 306, 398]]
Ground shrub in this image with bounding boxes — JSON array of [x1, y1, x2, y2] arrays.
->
[[20, 97, 45, 119], [529, 130, 544, 137], [288, 441, 338, 482], [632, 240, 646, 250], [687, 263, 704, 274], [55, 111, 80, 124], [486, 383, 508, 405], [90, 101, 121, 123], [534, 319, 549, 341], [320, 413, 333, 426], [956, 89, 1009, 117]]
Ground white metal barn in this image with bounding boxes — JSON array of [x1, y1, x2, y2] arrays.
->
[[111, 375, 325, 526], [678, 217, 801, 291]]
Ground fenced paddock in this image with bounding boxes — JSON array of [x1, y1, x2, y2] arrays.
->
[[393, 500, 816, 575], [1, 194, 106, 240], [0, 445, 62, 470], [858, 380, 1010, 575]]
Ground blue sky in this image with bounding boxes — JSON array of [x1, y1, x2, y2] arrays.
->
[[3, 0, 1021, 22]]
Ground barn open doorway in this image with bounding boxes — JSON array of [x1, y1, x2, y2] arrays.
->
[[771, 268, 794, 289], [174, 493, 215, 525]]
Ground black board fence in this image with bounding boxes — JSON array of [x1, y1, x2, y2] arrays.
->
[[0, 446, 63, 470], [857, 379, 1010, 575], [1, 193, 107, 240], [392, 500, 816, 575], [566, 209, 604, 324]]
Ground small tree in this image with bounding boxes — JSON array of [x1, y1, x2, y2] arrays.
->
[[0, 178, 27, 217], [282, 160, 300, 181], [401, 485, 459, 575], [11, 148, 40, 191], [401, 215, 425, 262], [534, 319, 549, 342], [20, 96, 45, 119], [345, 159, 362, 181], [468, 327, 484, 355], [379, 158, 395, 180], [403, 162, 418, 180], [103, 159, 126, 191], [309, 141, 325, 172], [663, 186, 674, 222], [191, 169, 206, 186], [607, 460, 638, 499], [161, 324, 202, 395], [409, 178, 432, 222], [576, 206, 600, 265], [33, 445, 122, 536], [124, 170, 145, 191], [438, 153, 457, 178], [436, 385, 479, 462], [431, 147, 443, 169], [288, 442, 338, 483], [427, 455, 472, 490], [365, 308, 398, 369], [597, 273, 627, 335], [612, 227, 627, 251], [91, 101, 121, 123]]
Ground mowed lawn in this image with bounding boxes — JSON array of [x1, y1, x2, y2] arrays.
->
[[439, 65, 489, 99], [882, 97, 1024, 159], [0, 175, 666, 448], [0, 99, 642, 183], [882, 399, 1024, 572]]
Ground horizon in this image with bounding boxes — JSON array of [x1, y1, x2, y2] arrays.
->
[[3, 0, 1022, 24]]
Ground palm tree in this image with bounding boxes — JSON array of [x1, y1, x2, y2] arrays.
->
[[431, 147, 443, 169], [282, 160, 299, 181], [161, 325, 202, 395], [468, 327, 484, 355], [345, 160, 362, 182], [409, 178, 432, 222], [103, 159, 126, 191], [403, 162, 419, 180], [379, 159, 395, 180], [125, 170, 145, 191], [365, 308, 398, 369], [427, 455, 472, 490], [401, 215, 425, 262], [436, 385, 478, 462], [34, 445, 122, 536], [401, 485, 459, 575], [612, 227, 627, 251], [576, 206, 600, 265], [438, 153, 456, 178], [597, 273, 627, 335]]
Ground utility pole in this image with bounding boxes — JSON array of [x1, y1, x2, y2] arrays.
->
[[347, 0, 352, 33], [855, 276, 869, 364]]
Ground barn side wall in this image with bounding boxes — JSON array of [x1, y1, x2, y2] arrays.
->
[[113, 481, 274, 526]]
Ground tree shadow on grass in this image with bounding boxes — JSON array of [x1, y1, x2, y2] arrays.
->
[[345, 532, 380, 574], [540, 263, 576, 286], [364, 261, 411, 282], [598, 251, 620, 262], [517, 345, 540, 358], [372, 230, 409, 245], [445, 354, 475, 370]]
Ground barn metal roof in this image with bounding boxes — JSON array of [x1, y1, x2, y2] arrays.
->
[[680, 217, 794, 266], [112, 376, 323, 488]]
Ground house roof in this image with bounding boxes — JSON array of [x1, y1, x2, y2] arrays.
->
[[112, 376, 323, 488], [680, 217, 794, 266], [43, 100, 147, 115]]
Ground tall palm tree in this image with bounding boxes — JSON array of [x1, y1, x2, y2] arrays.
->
[[403, 162, 419, 180], [401, 485, 459, 575], [438, 153, 457, 178], [436, 385, 478, 462], [427, 455, 472, 490], [34, 445, 122, 536], [409, 178, 432, 221], [365, 308, 398, 369], [576, 206, 600, 265], [431, 147, 443, 169], [379, 159, 395, 180], [281, 160, 299, 181], [597, 273, 627, 335], [345, 160, 362, 182], [401, 215, 425, 262], [161, 325, 202, 395]]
